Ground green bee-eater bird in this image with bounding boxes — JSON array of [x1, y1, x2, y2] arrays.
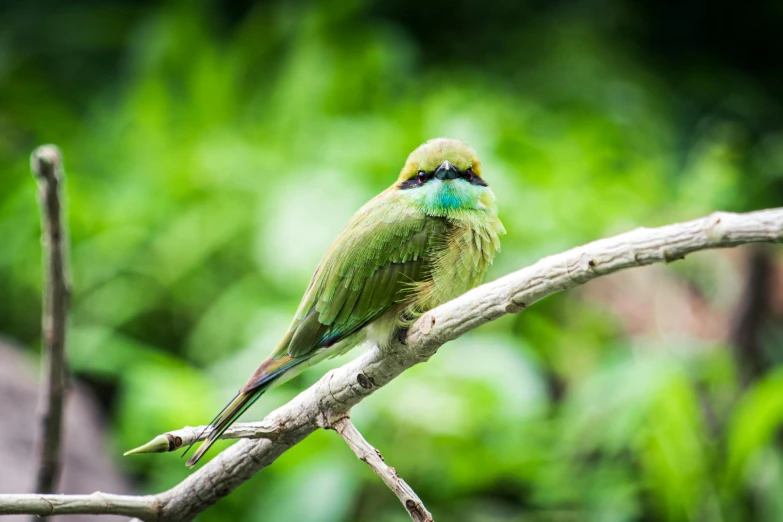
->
[[186, 137, 505, 466]]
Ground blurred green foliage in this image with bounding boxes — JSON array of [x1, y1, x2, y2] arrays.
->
[[2, 0, 783, 520]]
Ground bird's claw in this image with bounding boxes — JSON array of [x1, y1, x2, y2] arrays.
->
[[396, 326, 409, 345]]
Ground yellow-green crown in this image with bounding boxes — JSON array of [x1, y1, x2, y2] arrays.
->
[[397, 138, 482, 182]]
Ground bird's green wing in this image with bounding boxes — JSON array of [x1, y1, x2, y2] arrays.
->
[[277, 191, 446, 360]]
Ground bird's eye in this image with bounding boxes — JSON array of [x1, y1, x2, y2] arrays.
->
[[417, 170, 426, 183], [466, 168, 474, 181]]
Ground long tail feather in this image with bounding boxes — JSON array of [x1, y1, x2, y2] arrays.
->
[[184, 355, 307, 467], [185, 388, 266, 467]]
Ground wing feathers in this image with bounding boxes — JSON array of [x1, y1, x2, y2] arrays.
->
[[280, 195, 440, 359]]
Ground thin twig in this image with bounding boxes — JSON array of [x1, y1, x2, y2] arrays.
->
[[332, 417, 434, 522], [30, 145, 71, 494], [1, 207, 782, 520], [123, 421, 279, 455]]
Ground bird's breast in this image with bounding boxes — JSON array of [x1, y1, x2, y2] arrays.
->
[[412, 215, 501, 312]]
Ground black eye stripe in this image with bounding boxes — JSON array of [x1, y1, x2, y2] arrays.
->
[[397, 169, 488, 189], [398, 178, 424, 189]]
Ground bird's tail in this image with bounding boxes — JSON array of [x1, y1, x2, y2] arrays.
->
[[184, 387, 266, 467], [185, 355, 303, 467]]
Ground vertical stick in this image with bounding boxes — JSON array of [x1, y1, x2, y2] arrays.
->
[[30, 145, 71, 494]]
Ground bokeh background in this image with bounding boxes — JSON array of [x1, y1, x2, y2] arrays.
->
[[3, 0, 783, 520]]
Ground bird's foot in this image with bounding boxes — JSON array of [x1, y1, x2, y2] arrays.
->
[[396, 326, 410, 345]]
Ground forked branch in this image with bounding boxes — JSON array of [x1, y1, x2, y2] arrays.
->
[[1, 207, 781, 521]]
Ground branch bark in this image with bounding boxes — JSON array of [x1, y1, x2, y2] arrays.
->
[[123, 421, 278, 455], [0, 493, 157, 519], [1, 207, 782, 520], [332, 417, 434, 522], [30, 145, 71, 494]]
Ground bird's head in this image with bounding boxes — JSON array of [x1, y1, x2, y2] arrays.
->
[[395, 138, 493, 215]]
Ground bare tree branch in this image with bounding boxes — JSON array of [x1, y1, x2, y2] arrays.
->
[[2, 207, 782, 520], [123, 421, 278, 455], [30, 145, 71, 494], [0, 493, 158, 519], [332, 417, 434, 522], [122, 417, 434, 520]]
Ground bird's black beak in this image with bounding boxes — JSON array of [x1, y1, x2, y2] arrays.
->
[[434, 160, 459, 180]]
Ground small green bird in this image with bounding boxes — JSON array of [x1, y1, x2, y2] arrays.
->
[[186, 138, 505, 466]]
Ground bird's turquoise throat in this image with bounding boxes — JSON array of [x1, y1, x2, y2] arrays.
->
[[406, 179, 487, 215]]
